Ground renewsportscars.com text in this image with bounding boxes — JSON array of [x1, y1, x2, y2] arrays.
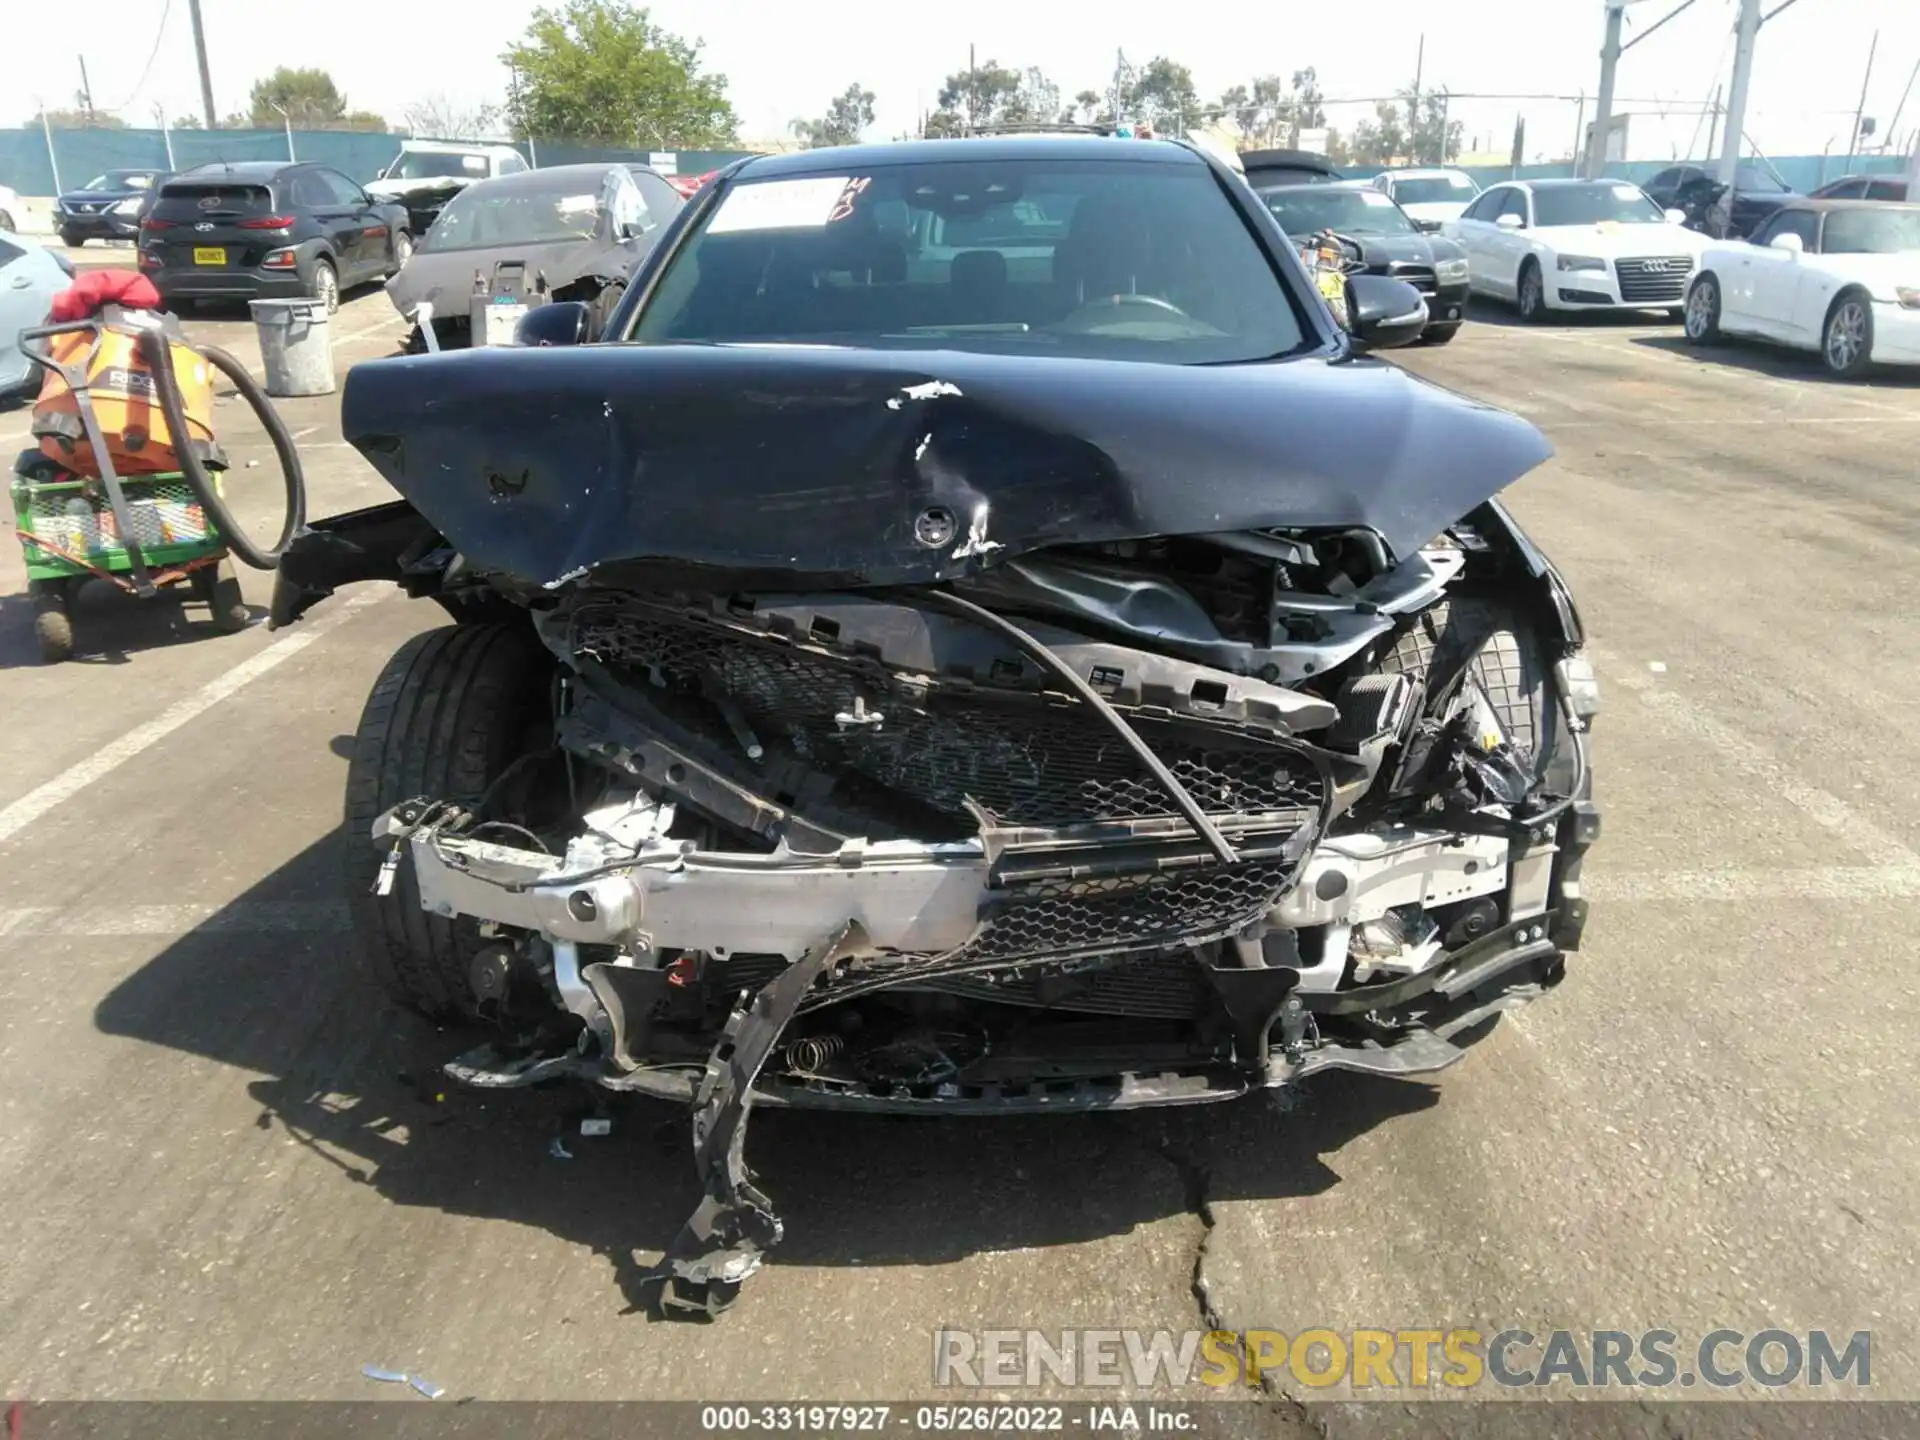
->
[[932, 1327, 1872, 1391]]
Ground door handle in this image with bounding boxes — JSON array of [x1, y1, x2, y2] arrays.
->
[[10, 276, 32, 289]]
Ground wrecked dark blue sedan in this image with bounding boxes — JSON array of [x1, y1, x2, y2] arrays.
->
[[275, 136, 1601, 1318]]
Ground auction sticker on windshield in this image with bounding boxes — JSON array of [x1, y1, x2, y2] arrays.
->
[[708, 176, 861, 233]]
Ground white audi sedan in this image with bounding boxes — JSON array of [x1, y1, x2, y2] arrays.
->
[[1684, 199, 1920, 378], [1442, 177, 1709, 321]]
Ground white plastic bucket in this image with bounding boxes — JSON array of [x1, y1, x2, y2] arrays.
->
[[249, 298, 334, 397]]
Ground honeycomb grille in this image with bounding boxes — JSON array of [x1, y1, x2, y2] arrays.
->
[[573, 603, 1325, 830]]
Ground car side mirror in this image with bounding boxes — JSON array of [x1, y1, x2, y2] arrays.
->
[[514, 300, 591, 347], [1345, 274, 1428, 350], [1664, 208, 1688, 225], [1495, 213, 1524, 231], [1412, 217, 1442, 234], [1768, 232, 1804, 255]]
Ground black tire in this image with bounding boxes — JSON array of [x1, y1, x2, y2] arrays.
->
[[30, 578, 73, 664], [344, 624, 554, 1021], [387, 229, 413, 278], [1515, 260, 1546, 323], [1822, 291, 1874, 379], [1684, 275, 1723, 344], [307, 256, 339, 314], [191, 559, 250, 633], [586, 280, 626, 341], [0, 211, 19, 234], [1417, 323, 1461, 346], [58, 228, 81, 248]]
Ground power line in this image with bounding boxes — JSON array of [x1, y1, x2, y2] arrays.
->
[[103, 0, 172, 114]]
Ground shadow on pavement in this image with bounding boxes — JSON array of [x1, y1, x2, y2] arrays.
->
[[93, 829, 1441, 1317], [1464, 298, 1681, 331], [1630, 331, 1920, 388], [0, 577, 264, 671]]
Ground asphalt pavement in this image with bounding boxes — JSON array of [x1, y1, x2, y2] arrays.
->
[[0, 288, 1916, 1425]]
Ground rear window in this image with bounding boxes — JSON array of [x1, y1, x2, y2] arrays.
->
[[420, 180, 606, 251], [631, 158, 1307, 365], [1392, 176, 1478, 205], [155, 182, 273, 215]]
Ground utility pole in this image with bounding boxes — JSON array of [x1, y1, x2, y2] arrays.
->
[[77, 56, 96, 123], [271, 101, 294, 161], [1711, 0, 1761, 233], [1409, 33, 1424, 162], [187, 0, 217, 129], [1703, 83, 1722, 163], [1847, 30, 1878, 164], [1572, 91, 1586, 166], [1584, 2, 1625, 177], [155, 104, 176, 170], [1884, 56, 1919, 161]]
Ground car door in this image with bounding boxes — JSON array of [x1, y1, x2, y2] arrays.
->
[[292, 169, 360, 278], [320, 168, 386, 281], [0, 237, 58, 391], [1484, 187, 1532, 297], [1449, 188, 1504, 290], [1779, 212, 1855, 347], [1744, 209, 1821, 341]]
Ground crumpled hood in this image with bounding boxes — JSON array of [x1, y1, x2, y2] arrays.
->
[[340, 342, 1554, 588], [365, 175, 468, 203], [385, 237, 608, 321]]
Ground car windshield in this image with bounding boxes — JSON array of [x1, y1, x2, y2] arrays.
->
[[1532, 183, 1666, 226], [1261, 186, 1416, 237], [633, 158, 1306, 363], [384, 152, 490, 181], [1821, 208, 1920, 255], [420, 178, 604, 251], [82, 172, 151, 191], [1392, 176, 1477, 205]]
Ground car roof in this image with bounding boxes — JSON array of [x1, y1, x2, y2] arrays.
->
[[397, 140, 521, 154], [736, 135, 1204, 178], [1380, 167, 1470, 179], [1517, 177, 1648, 189]]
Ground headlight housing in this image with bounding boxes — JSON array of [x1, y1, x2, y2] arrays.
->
[[111, 197, 144, 217], [1897, 286, 1920, 310], [1435, 256, 1469, 283], [1556, 254, 1608, 273]]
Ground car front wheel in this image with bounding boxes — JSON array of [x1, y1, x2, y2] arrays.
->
[[1516, 261, 1546, 322], [1684, 275, 1722, 344], [1822, 294, 1873, 379], [388, 229, 413, 277], [308, 256, 339, 314]]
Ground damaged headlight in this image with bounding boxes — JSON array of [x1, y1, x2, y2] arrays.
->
[[1556, 254, 1608, 273], [1435, 256, 1469, 284], [1896, 286, 1920, 310]]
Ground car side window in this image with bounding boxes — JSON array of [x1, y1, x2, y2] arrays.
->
[[1755, 210, 1818, 250], [291, 171, 333, 209], [607, 171, 650, 237], [1497, 189, 1529, 226], [0, 236, 24, 267], [319, 169, 368, 207], [1867, 180, 1904, 201], [635, 171, 682, 227], [497, 152, 528, 176], [1823, 179, 1864, 198], [1462, 189, 1501, 222]]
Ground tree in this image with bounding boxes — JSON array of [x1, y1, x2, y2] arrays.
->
[[924, 59, 1024, 136], [1347, 100, 1408, 166], [1068, 89, 1105, 125], [1125, 56, 1198, 131], [31, 108, 127, 129], [248, 67, 350, 127], [1405, 86, 1463, 165], [401, 95, 504, 140], [1284, 67, 1326, 138], [791, 83, 876, 148], [502, 0, 738, 147]]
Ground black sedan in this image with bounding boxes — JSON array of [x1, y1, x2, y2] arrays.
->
[[55, 169, 168, 246], [139, 160, 411, 313], [1644, 162, 1799, 237], [1257, 180, 1469, 343]]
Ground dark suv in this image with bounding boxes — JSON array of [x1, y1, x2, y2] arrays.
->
[[56, 169, 169, 246], [139, 161, 411, 312]]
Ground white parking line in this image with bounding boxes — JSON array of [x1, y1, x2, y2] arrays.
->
[[0, 590, 385, 847], [331, 313, 404, 350]]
